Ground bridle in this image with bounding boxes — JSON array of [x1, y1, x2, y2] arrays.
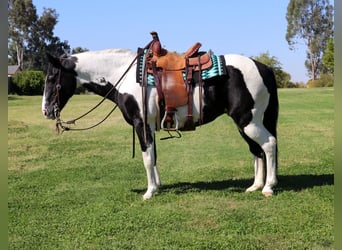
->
[[50, 52, 141, 134], [52, 64, 62, 126]]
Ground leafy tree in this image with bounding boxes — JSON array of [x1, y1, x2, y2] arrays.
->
[[8, 0, 37, 69], [252, 52, 292, 88], [8, 0, 70, 71], [322, 38, 334, 74], [286, 0, 334, 80]]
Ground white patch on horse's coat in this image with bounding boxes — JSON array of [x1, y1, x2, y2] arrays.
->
[[73, 49, 145, 116], [73, 49, 137, 87]]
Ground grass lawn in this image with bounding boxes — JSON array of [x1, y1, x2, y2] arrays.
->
[[8, 88, 334, 249]]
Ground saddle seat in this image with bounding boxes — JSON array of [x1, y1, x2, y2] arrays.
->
[[148, 40, 212, 72]]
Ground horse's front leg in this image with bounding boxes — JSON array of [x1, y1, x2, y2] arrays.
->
[[134, 120, 160, 200], [142, 143, 159, 200]]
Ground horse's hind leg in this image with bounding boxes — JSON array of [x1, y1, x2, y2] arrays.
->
[[238, 131, 265, 192], [243, 122, 277, 196], [246, 156, 265, 192]]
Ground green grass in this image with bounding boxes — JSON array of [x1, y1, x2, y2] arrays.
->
[[8, 88, 334, 249]]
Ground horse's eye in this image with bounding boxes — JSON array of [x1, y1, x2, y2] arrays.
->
[[56, 84, 61, 90]]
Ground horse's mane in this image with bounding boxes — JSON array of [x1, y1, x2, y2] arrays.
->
[[73, 48, 135, 57]]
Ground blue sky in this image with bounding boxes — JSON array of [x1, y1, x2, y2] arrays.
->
[[33, 0, 309, 83]]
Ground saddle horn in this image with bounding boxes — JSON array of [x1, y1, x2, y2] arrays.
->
[[149, 31, 165, 57], [150, 31, 160, 41]]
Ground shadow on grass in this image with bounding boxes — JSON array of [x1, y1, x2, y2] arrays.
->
[[131, 174, 333, 195]]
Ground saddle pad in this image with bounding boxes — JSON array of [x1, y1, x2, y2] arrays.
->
[[136, 48, 227, 86]]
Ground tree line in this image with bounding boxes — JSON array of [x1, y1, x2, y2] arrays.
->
[[8, 0, 334, 95]]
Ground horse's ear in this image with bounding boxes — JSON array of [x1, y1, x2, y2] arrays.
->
[[61, 56, 77, 70], [46, 53, 61, 68]]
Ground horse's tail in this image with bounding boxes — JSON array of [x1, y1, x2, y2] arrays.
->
[[252, 60, 279, 138], [263, 69, 278, 140], [262, 65, 279, 169]]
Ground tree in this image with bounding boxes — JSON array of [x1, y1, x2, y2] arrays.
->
[[8, 0, 70, 71], [8, 0, 37, 69], [322, 38, 334, 74], [252, 52, 292, 88], [72, 47, 89, 54], [286, 0, 334, 80]]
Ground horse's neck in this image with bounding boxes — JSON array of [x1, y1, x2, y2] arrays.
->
[[74, 49, 137, 85]]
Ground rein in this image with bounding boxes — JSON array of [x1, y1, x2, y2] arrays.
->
[[54, 51, 142, 134]]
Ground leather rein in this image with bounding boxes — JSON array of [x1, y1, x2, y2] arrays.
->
[[53, 51, 142, 134]]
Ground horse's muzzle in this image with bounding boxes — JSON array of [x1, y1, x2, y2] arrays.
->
[[42, 108, 55, 120]]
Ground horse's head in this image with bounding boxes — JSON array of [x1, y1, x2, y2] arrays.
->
[[42, 53, 78, 119]]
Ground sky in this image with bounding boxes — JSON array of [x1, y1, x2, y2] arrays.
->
[[33, 0, 309, 83]]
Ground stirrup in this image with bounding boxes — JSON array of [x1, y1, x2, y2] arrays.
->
[[161, 111, 179, 131]]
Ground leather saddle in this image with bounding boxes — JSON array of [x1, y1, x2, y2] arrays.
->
[[145, 31, 212, 131]]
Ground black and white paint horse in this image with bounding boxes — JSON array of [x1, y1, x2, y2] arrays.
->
[[42, 47, 278, 200]]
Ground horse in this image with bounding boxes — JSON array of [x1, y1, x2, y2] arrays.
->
[[42, 41, 278, 200]]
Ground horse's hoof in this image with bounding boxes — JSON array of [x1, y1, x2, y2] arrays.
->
[[262, 185, 274, 197], [262, 192, 273, 197], [246, 183, 263, 192], [143, 193, 152, 200], [262, 188, 274, 197], [142, 187, 158, 200]]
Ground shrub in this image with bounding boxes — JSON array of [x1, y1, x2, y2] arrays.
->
[[307, 74, 334, 88], [12, 71, 45, 95]]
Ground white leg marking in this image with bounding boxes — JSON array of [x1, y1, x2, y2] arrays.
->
[[153, 165, 161, 187], [246, 156, 265, 192], [261, 136, 277, 197], [244, 122, 277, 196], [142, 146, 158, 200]]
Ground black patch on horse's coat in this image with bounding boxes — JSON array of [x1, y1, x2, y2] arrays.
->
[[200, 65, 266, 158], [201, 66, 254, 129], [224, 66, 255, 128], [83, 82, 153, 152]]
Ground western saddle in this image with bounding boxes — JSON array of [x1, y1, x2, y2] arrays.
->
[[144, 31, 213, 131]]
